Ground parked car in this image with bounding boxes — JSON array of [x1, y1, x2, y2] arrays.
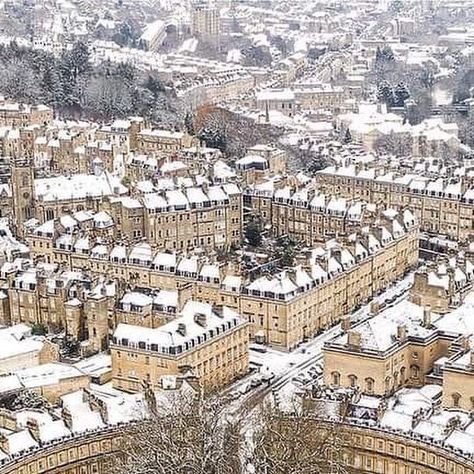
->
[[262, 372, 275, 382], [250, 344, 267, 353]]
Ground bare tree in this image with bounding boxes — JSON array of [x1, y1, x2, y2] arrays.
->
[[114, 392, 243, 474], [114, 392, 349, 474], [83, 76, 133, 120], [374, 131, 412, 157], [195, 106, 281, 158], [250, 403, 349, 474]]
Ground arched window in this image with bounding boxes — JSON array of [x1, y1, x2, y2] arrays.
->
[[23, 206, 32, 219], [331, 371, 340, 387], [410, 365, 420, 380], [348, 374, 358, 388], [452, 393, 461, 408], [400, 366, 406, 383], [22, 173, 30, 187], [384, 376, 391, 394], [365, 377, 374, 394]]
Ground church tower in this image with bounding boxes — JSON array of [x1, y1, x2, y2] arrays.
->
[[11, 155, 35, 233]]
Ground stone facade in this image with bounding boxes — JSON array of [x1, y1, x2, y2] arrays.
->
[[19, 210, 418, 350], [110, 301, 249, 392], [26, 182, 243, 253], [323, 258, 474, 397], [315, 164, 474, 241]]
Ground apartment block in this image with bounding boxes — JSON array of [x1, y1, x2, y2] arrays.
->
[[110, 301, 249, 392]]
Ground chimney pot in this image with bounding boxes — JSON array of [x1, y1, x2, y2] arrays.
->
[[177, 323, 186, 336], [194, 313, 207, 327]]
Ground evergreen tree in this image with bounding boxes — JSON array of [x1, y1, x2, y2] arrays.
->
[[144, 75, 166, 97], [116, 62, 136, 88], [341, 128, 352, 144], [375, 46, 382, 63], [394, 82, 410, 107], [377, 45, 395, 63], [389, 0, 403, 13], [198, 126, 227, 152], [69, 41, 91, 78], [184, 112, 195, 135], [113, 21, 137, 47], [40, 59, 63, 107], [31, 323, 47, 336], [377, 81, 395, 106], [245, 219, 262, 247], [420, 63, 436, 91]]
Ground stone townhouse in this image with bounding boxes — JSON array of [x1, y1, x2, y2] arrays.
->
[[10, 155, 128, 234], [0, 100, 53, 127], [0, 262, 114, 354], [110, 300, 249, 392], [26, 182, 243, 253], [323, 257, 474, 398], [25, 209, 418, 350], [315, 164, 474, 241], [244, 184, 391, 246], [134, 129, 198, 155]]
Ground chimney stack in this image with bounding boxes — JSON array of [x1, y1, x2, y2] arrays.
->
[[177, 282, 193, 312], [194, 312, 207, 327], [26, 418, 40, 442], [341, 315, 351, 332], [370, 301, 380, 315], [62, 407, 72, 429], [347, 330, 361, 350], [397, 324, 407, 342], [423, 306, 431, 327], [0, 433, 8, 455], [177, 323, 187, 337]]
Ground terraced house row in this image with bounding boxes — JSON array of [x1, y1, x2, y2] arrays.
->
[[244, 183, 391, 245], [323, 257, 474, 402], [19, 179, 242, 252], [314, 164, 474, 241], [22, 208, 419, 350]]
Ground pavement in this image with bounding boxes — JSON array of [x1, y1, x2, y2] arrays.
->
[[225, 272, 414, 413]]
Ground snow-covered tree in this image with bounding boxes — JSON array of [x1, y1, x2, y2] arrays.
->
[[251, 404, 349, 474], [375, 131, 412, 157], [375, 45, 395, 64], [10, 390, 50, 411], [115, 393, 242, 474], [394, 82, 410, 107], [195, 106, 280, 158], [377, 81, 395, 106], [114, 393, 348, 474], [84, 76, 133, 120], [245, 218, 263, 247]]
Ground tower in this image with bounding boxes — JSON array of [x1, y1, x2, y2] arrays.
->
[[84, 291, 111, 354], [10, 155, 35, 232], [191, 0, 220, 43]]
